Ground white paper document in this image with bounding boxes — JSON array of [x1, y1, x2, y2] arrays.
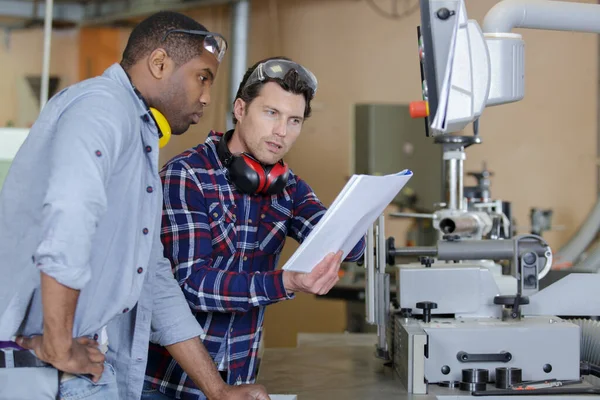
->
[[282, 170, 413, 273]]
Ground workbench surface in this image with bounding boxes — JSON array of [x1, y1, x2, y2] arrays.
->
[[257, 333, 597, 400]]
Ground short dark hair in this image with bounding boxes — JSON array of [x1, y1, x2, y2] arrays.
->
[[121, 11, 209, 70], [232, 56, 314, 125]]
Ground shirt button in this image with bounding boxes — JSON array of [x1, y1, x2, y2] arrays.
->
[[142, 114, 150, 122], [213, 212, 218, 218], [146, 186, 153, 193], [145, 146, 152, 153], [232, 215, 236, 221], [137, 267, 144, 274], [243, 256, 248, 261], [143, 228, 149, 235], [93, 333, 99, 340], [230, 328, 233, 333], [261, 214, 266, 219], [123, 308, 129, 313], [248, 219, 253, 223]]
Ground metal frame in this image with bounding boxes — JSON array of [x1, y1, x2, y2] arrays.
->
[[40, 0, 53, 109]]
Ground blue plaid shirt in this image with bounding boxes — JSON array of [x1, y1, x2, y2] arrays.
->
[[144, 131, 366, 399]]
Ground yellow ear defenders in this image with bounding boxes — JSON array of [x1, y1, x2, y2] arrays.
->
[[149, 107, 172, 149], [127, 76, 172, 148]]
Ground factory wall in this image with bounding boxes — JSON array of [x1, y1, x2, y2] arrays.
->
[[166, 0, 600, 347], [0, 0, 597, 348], [0, 28, 79, 127]]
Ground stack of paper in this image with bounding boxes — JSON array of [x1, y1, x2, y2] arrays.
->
[[282, 170, 413, 273]]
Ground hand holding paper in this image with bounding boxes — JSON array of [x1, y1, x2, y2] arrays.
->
[[282, 251, 343, 295], [282, 170, 413, 273]]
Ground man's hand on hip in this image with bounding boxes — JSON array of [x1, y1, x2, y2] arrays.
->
[[282, 250, 343, 295], [220, 383, 271, 400], [21, 273, 104, 379], [17, 335, 105, 382]]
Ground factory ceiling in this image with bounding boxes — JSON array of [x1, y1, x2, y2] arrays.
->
[[0, 0, 231, 29]]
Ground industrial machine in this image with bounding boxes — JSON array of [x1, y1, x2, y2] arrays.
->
[[364, 0, 600, 397]]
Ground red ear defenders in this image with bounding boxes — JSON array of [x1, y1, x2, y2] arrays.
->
[[217, 130, 289, 195]]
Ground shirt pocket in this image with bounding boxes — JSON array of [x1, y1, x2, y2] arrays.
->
[[257, 205, 290, 256], [208, 202, 238, 254]]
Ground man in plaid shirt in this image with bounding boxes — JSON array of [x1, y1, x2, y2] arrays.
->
[[142, 57, 366, 400]]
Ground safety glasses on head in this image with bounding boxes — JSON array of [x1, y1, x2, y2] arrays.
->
[[161, 29, 228, 63], [244, 59, 318, 96]]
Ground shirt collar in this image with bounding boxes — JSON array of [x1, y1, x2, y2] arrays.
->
[[102, 63, 151, 120], [206, 130, 225, 168], [206, 130, 224, 145]]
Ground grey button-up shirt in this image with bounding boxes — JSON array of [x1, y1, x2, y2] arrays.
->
[[0, 63, 202, 399]]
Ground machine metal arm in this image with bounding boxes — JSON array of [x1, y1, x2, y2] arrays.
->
[[390, 237, 549, 262], [483, 0, 600, 34], [388, 234, 553, 298]]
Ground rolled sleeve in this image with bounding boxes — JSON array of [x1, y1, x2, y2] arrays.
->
[[34, 91, 130, 290], [150, 243, 203, 346]]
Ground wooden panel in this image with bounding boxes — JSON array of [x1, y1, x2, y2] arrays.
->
[[261, 241, 348, 348], [0, 29, 79, 127], [78, 28, 121, 82]]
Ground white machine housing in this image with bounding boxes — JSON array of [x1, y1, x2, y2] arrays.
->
[[426, 0, 600, 135], [366, 0, 600, 397]]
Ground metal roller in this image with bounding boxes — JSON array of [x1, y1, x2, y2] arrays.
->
[[462, 368, 489, 383], [389, 246, 438, 257], [439, 381, 460, 388], [437, 240, 548, 261], [459, 382, 487, 392], [439, 215, 480, 235], [495, 367, 522, 389], [390, 239, 548, 261]]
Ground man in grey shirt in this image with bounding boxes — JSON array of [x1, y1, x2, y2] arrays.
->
[[0, 11, 270, 400]]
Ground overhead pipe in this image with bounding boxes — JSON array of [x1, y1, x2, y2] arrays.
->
[[227, 0, 249, 131], [40, 0, 53, 110], [483, 0, 600, 34]]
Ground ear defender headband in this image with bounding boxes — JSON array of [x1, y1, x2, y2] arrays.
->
[[149, 107, 171, 148], [217, 130, 289, 195], [129, 80, 172, 149]]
